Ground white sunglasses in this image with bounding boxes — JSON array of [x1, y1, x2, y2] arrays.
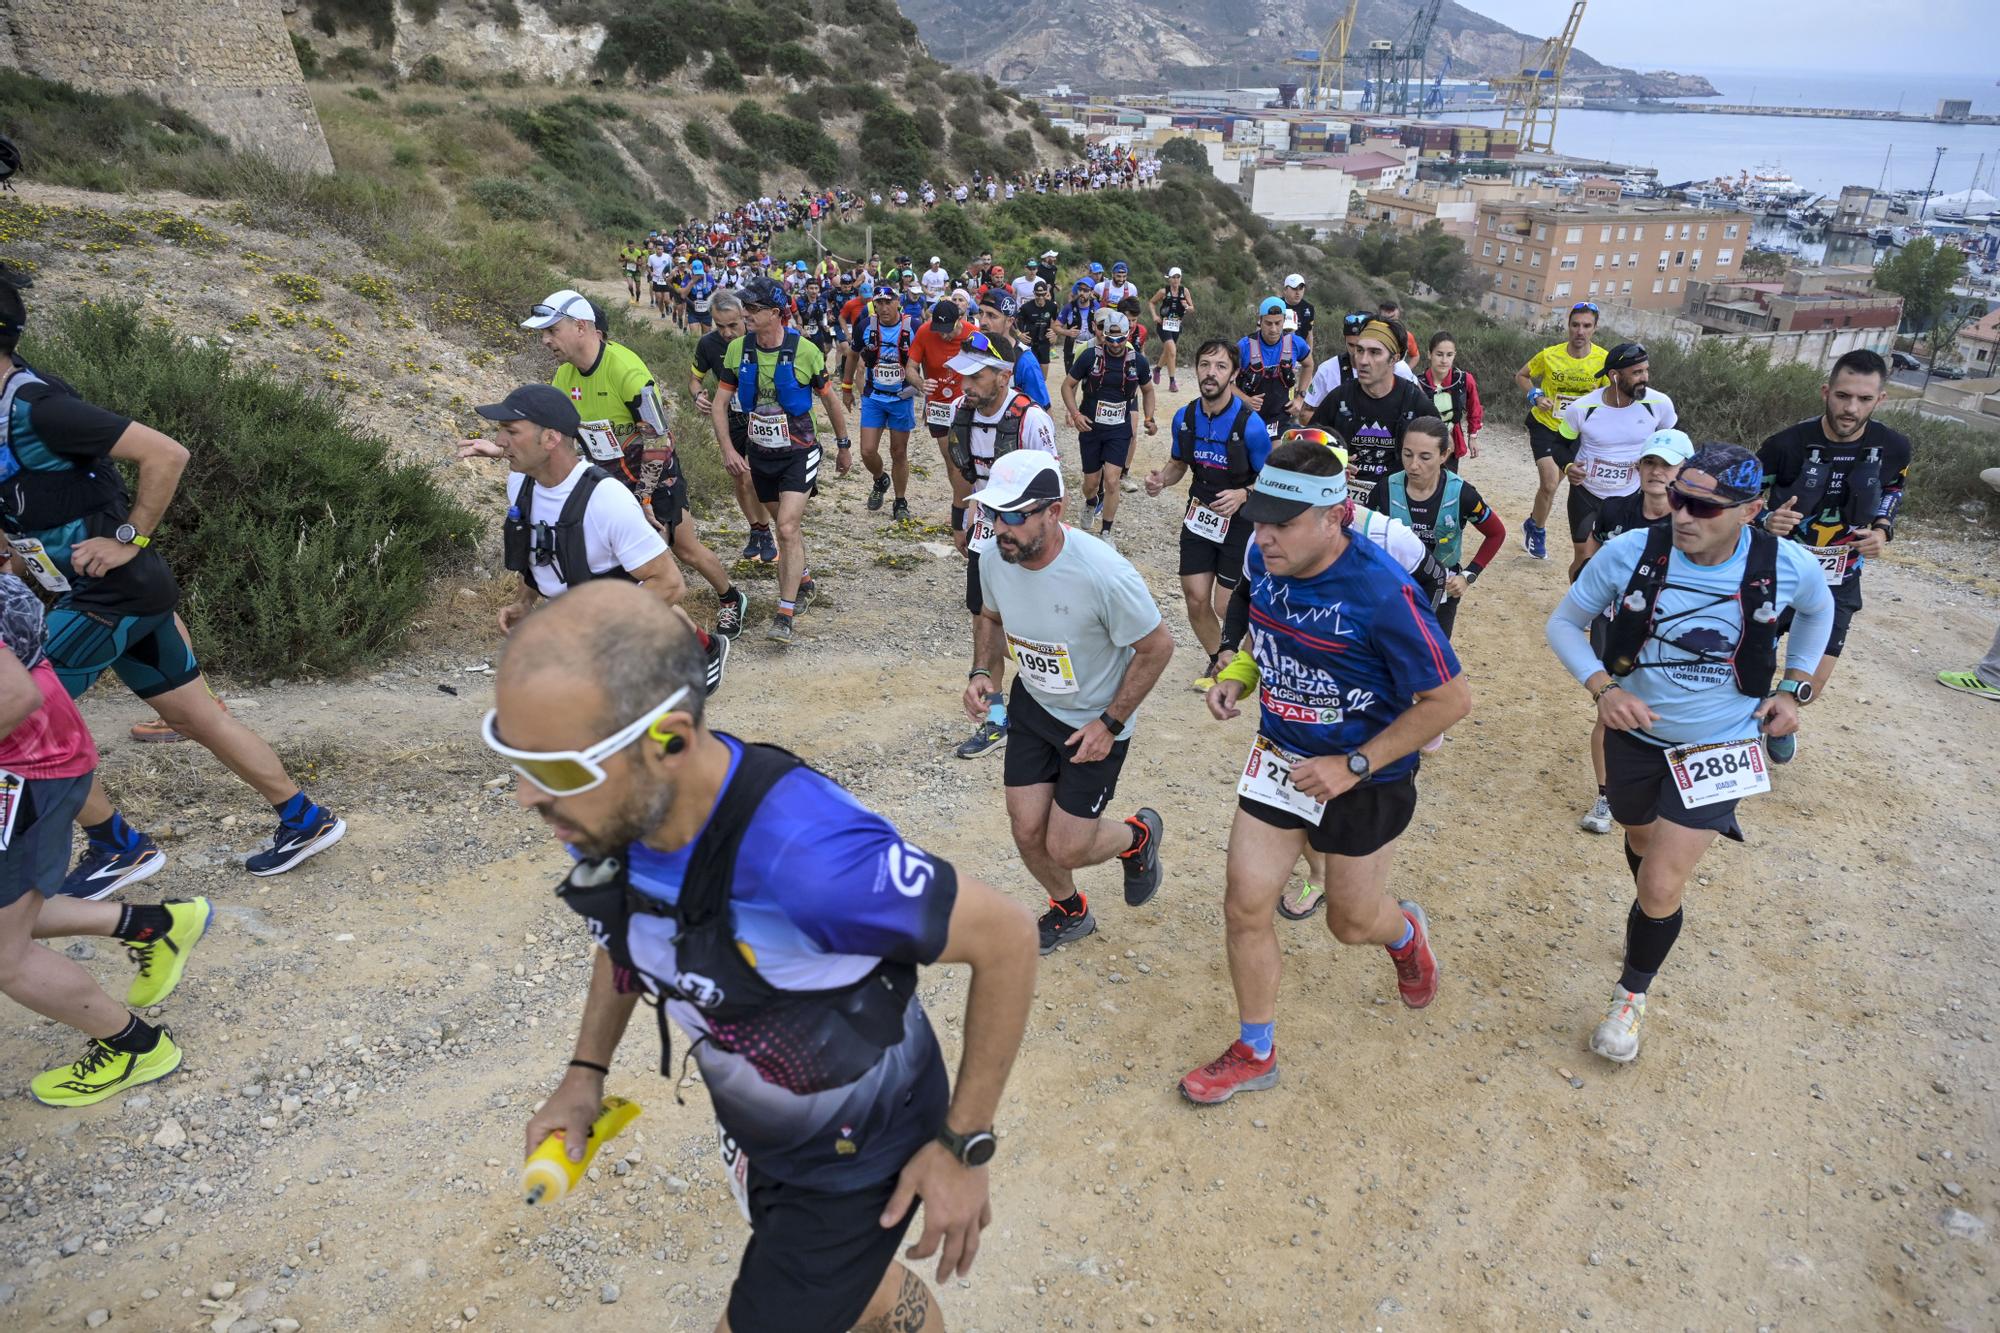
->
[[481, 685, 691, 796]]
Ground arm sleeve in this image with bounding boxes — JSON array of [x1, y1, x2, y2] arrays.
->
[[1878, 434, 1912, 526], [1547, 538, 1634, 684], [1220, 575, 1251, 652], [1464, 371, 1484, 435], [1462, 487, 1505, 572]]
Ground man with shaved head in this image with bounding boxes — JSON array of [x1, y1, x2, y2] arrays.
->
[[492, 584, 1037, 1333]]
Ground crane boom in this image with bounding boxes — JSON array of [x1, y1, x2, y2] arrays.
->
[[1490, 1, 1588, 154], [1282, 0, 1361, 111]]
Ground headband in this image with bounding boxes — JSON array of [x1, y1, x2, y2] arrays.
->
[[1252, 466, 1348, 507], [1354, 320, 1401, 355]]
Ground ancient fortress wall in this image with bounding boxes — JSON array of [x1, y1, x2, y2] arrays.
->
[[0, 0, 335, 174]]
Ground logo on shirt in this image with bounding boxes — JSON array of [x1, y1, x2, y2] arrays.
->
[[883, 843, 935, 899], [672, 970, 725, 1009]]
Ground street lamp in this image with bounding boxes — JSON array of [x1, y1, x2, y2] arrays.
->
[[1919, 146, 1947, 224]]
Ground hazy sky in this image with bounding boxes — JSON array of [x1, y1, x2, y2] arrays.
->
[[1465, 0, 1994, 74]]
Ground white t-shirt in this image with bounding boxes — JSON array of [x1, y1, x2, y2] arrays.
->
[[964, 401, 1059, 551], [646, 253, 671, 284], [1351, 506, 1430, 577], [1302, 356, 1416, 408], [1094, 280, 1139, 306], [519, 462, 668, 600], [1561, 388, 1679, 498], [1010, 274, 1041, 305], [921, 267, 951, 298]]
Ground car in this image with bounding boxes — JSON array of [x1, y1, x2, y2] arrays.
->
[[1891, 350, 1922, 371], [1930, 364, 1967, 380]]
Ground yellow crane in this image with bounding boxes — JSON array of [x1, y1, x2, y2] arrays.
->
[[1490, 0, 1588, 155], [1283, 0, 1361, 113]]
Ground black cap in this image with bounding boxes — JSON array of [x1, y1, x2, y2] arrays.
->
[[1604, 342, 1649, 372], [474, 383, 581, 436], [930, 299, 962, 329]]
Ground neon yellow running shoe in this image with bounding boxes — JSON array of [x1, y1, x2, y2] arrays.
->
[[124, 897, 212, 1008], [31, 1030, 183, 1107]]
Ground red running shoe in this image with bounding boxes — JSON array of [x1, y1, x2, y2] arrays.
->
[[1178, 1040, 1278, 1105], [1389, 899, 1439, 1009]]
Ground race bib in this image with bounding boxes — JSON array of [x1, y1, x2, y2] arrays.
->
[[1236, 735, 1326, 822], [1665, 738, 1771, 810], [624, 263, 638, 274], [969, 513, 994, 544], [1805, 543, 1853, 585], [1349, 476, 1376, 509], [1183, 499, 1229, 543], [872, 363, 904, 389], [1093, 399, 1129, 427], [718, 1126, 751, 1224], [1588, 458, 1632, 490], [1006, 633, 1078, 695], [9, 538, 71, 594], [692, 298, 711, 314], [1161, 318, 1181, 334], [926, 397, 958, 427], [578, 421, 624, 464], [747, 410, 789, 451]]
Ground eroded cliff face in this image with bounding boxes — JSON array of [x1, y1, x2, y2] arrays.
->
[[286, 0, 608, 81]]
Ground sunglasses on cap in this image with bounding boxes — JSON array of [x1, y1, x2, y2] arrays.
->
[[481, 685, 691, 797], [1666, 484, 1742, 519], [529, 297, 591, 323], [1570, 301, 1600, 315], [980, 500, 1056, 526]]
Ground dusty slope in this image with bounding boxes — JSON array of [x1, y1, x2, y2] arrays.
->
[[0, 267, 1995, 1330]]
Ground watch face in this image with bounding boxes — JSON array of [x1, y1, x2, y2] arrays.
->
[[115, 524, 136, 544], [963, 1134, 997, 1167], [1347, 753, 1369, 776]]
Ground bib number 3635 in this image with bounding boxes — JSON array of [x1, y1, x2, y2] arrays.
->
[[1236, 735, 1326, 822], [1665, 737, 1771, 809]]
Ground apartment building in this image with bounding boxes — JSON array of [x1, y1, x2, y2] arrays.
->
[[1468, 201, 1748, 323], [1684, 265, 1903, 337]]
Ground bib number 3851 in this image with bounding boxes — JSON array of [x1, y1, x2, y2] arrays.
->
[[1665, 737, 1771, 809]]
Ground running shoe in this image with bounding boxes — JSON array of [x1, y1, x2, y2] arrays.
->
[[715, 586, 748, 639], [125, 898, 213, 1008], [1590, 986, 1646, 1064], [1037, 899, 1096, 954], [738, 531, 762, 564], [1522, 518, 1547, 560], [757, 528, 779, 563], [31, 1030, 183, 1108], [245, 808, 346, 877], [891, 498, 911, 522], [1168, 376, 1178, 393], [955, 719, 1006, 759], [765, 613, 794, 644], [1277, 878, 1323, 921], [1765, 731, 1796, 764], [796, 576, 816, 609], [703, 632, 730, 696], [1578, 796, 1614, 835], [1097, 526, 1117, 551], [1937, 668, 2000, 702], [1178, 1039, 1278, 1105], [1119, 808, 1164, 907], [58, 836, 167, 901], [868, 474, 890, 511], [1389, 900, 1439, 1008]]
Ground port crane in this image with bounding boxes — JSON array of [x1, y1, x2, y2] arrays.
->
[[1282, 0, 1361, 113], [1490, 0, 1588, 154], [1423, 54, 1453, 113]]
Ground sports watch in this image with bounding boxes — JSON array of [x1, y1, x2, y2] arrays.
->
[[1346, 751, 1372, 779], [113, 524, 151, 549], [1777, 679, 1814, 704], [936, 1125, 997, 1167]]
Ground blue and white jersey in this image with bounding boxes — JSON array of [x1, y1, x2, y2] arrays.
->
[[1244, 532, 1460, 782]]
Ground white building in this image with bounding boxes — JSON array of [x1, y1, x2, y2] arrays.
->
[[1246, 160, 1357, 231]]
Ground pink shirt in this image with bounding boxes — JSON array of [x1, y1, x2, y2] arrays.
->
[[0, 654, 99, 780]]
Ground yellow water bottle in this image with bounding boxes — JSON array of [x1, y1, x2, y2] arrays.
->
[[522, 1096, 641, 1205]]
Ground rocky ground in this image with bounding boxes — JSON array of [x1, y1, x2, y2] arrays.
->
[[0, 215, 1996, 1331]]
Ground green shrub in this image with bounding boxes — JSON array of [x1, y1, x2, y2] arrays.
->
[[349, 85, 383, 103], [413, 55, 450, 85], [292, 34, 322, 78], [683, 117, 716, 159], [719, 160, 762, 201], [702, 52, 746, 92], [769, 42, 830, 81], [20, 303, 478, 679], [0, 68, 232, 194], [402, 99, 447, 119], [728, 101, 839, 180]]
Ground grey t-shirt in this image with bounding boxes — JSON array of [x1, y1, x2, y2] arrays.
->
[[979, 527, 1161, 737]]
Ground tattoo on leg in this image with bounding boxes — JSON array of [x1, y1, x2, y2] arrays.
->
[[855, 1267, 933, 1332]]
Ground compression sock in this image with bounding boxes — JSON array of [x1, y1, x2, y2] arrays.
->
[[1618, 901, 1684, 996], [114, 904, 173, 945], [83, 813, 144, 853], [1387, 914, 1416, 952], [102, 1014, 161, 1054], [275, 791, 323, 830], [985, 691, 1007, 727], [1598, 783, 1608, 798], [778, 599, 796, 616], [1239, 1021, 1274, 1059]]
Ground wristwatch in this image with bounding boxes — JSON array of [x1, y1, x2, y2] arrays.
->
[[113, 523, 151, 549], [1461, 566, 1481, 585], [936, 1125, 997, 1167], [1777, 678, 1815, 704], [1098, 710, 1124, 734], [1346, 751, 1371, 779]]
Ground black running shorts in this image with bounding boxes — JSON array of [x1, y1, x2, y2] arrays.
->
[[1177, 517, 1252, 589], [1602, 729, 1745, 841], [1527, 416, 1577, 467], [750, 444, 820, 504], [1567, 486, 1607, 544], [725, 1166, 915, 1333], [1237, 772, 1416, 858], [1002, 683, 1130, 820], [1776, 572, 1862, 659]]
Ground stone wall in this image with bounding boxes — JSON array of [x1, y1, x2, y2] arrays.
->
[[0, 0, 334, 174]]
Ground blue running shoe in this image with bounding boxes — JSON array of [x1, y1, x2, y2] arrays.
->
[[245, 808, 346, 877], [1766, 732, 1797, 764], [1523, 518, 1548, 560], [738, 530, 761, 563], [758, 528, 779, 563], [59, 837, 167, 901]]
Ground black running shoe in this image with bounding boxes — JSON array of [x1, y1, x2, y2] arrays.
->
[[867, 474, 890, 511], [1038, 900, 1097, 954], [703, 632, 730, 696], [891, 497, 911, 522], [1119, 807, 1164, 907]]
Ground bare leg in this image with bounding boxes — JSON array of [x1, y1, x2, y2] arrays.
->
[[852, 1263, 941, 1332], [1180, 573, 1221, 657], [1531, 456, 1562, 529], [1099, 461, 1126, 526], [1004, 783, 1075, 903], [0, 894, 129, 1039], [671, 520, 733, 597], [1318, 842, 1405, 946], [888, 431, 911, 499], [773, 490, 810, 606], [1223, 810, 1304, 1023]]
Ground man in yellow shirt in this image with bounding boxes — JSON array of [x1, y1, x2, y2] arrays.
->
[[1512, 301, 1607, 561]]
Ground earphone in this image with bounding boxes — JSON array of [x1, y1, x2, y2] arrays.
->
[[646, 718, 686, 755]]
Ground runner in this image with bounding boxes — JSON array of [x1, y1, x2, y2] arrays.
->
[[1181, 437, 1467, 1104], [1756, 349, 1911, 733], [1281, 274, 1315, 356], [683, 259, 718, 333], [1559, 342, 1677, 580], [1235, 298, 1314, 437], [1573, 428, 1693, 835], [974, 290, 1051, 409], [1514, 302, 1608, 560], [965, 451, 1173, 953], [646, 245, 673, 320], [852, 287, 922, 526], [1148, 267, 1195, 393], [501, 582, 1035, 1333], [1382, 418, 1506, 639], [1144, 340, 1272, 689], [794, 276, 835, 359], [0, 278, 346, 893], [1054, 279, 1098, 376], [909, 299, 977, 523], [921, 255, 951, 302], [1094, 262, 1139, 309], [1017, 280, 1057, 375], [1302, 310, 1418, 411], [1305, 318, 1432, 510], [1060, 310, 1155, 546], [946, 335, 1061, 761], [1377, 298, 1421, 368], [709, 277, 853, 645], [619, 239, 644, 304], [1419, 331, 1483, 466], [690, 291, 776, 566]]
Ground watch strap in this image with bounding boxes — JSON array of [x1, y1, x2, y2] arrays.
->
[[1098, 710, 1124, 733]]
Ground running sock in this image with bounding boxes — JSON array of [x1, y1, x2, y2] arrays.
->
[[1597, 783, 1608, 798], [103, 1014, 161, 1054], [1100, 521, 1114, 533], [275, 791, 323, 830], [1239, 1021, 1274, 1060], [84, 813, 143, 853], [1623, 838, 1644, 883], [985, 692, 1007, 727], [1050, 892, 1087, 917], [1387, 914, 1416, 952], [719, 584, 738, 604], [114, 904, 173, 945], [1618, 901, 1684, 995], [695, 626, 713, 651], [1120, 817, 1149, 857], [778, 599, 796, 616]]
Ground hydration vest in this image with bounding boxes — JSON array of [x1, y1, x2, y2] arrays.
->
[[1159, 288, 1189, 319], [1173, 400, 1257, 496], [1601, 524, 1781, 699], [1424, 368, 1469, 427], [555, 741, 918, 1096], [858, 318, 913, 394], [948, 392, 1035, 484], [503, 466, 638, 593], [1771, 442, 1883, 534], [1238, 335, 1297, 414], [1386, 471, 1466, 568], [732, 330, 815, 418]]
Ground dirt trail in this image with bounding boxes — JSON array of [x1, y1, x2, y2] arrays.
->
[[2, 303, 1997, 1332]]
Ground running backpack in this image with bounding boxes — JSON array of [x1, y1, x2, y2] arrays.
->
[[1770, 441, 1883, 533], [1600, 523, 1780, 699], [504, 466, 638, 592]]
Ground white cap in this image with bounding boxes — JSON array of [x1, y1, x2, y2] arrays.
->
[[1282, 308, 1299, 332], [521, 289, 594, 330], [968, 448, 1063, 511], [929, 256, 942, 265], [1102, 310, 1131, 338], [1640, 428, 1696, 465], [1042, 249, 1059, 259], [1167, 266, 1183, 277], [1284, 273, 1305, 289], [947, 342, 1012, 375]]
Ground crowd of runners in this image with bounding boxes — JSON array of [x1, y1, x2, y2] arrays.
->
[[4, 148, 1997, 1329]]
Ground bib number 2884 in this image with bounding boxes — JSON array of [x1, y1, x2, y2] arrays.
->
[[1665, 738, 1771, 809]]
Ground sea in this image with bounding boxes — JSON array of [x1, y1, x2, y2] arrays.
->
[[1447, 64, 2000, 198]]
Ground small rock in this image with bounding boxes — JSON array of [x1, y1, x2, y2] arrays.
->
[[665, 1175, 689, 1195], [1939, 1208, 1987, 1241], [272, 1321, 301, 1333], [1941, 1182, 1964, 1198], [599, 1283, 620, 1305], [1588, 1251, 1603, 1266], [86, 1310, 110, 1329], [65, 942, 97, 962], [152, 1119, 188, 1150], [140, 1207, 166, 1227], [210, 1281, 237, 1300], [1932, 1079, 1950, 1094]]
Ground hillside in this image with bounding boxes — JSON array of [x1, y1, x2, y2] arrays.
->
[[898, 0, 1715, 96]]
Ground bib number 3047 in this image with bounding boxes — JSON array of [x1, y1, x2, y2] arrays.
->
[[1665, 737, 1771, 809]]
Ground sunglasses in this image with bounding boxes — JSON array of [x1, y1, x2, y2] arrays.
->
[[1666, 485, 1741, 519], [530, 300, 589, 323], [1571, 302, 1600, 314], [481, 685, 691, 796], [980, 500, 1056, 526]]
